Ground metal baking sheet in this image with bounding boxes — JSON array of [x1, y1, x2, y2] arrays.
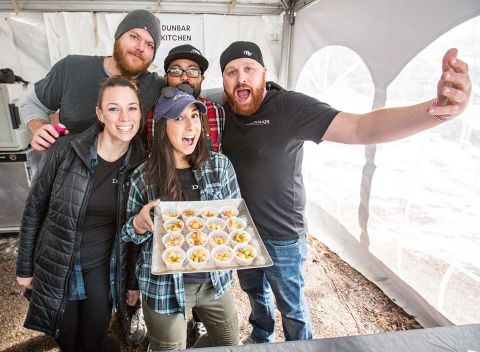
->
[[151, 198, 273, 275]]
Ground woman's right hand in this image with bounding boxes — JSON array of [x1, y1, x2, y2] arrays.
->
[[132, 199, 161, 234], [17, 276, 33, 289]]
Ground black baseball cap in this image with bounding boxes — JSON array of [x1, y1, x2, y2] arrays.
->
[[164, 44, 209, 74], [220, 41, 264, 73]]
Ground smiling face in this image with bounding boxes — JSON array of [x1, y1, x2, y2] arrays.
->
[[96, 86, 141, 144], [113, 28, 155, 77], [223, 57, 267, 116], [166, 104, 202, 167], [165, 59, 204, 98]]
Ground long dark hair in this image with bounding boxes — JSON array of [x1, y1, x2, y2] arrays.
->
[[146, 118, 209, 200]]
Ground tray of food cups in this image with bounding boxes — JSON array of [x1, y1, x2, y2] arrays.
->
[[151, 198, 273, 275]]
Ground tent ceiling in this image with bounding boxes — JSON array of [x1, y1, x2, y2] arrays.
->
[[0, 0, 297, 15]]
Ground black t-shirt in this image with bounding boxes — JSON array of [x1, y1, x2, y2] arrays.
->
[[177, 167, 201, 201], [177, 167, 210, 284], [80, 154, 125, 270], [222, 89, 339, 241]]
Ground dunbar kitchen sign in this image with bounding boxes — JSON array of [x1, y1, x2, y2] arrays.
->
[[158, 14, 204, 58]]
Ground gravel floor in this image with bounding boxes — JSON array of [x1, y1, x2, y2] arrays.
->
[[0, 234, 421, 351]]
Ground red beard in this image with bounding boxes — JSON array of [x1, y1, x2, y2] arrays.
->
[[225, 76, 266, 116], [113, 40, 151, 77]]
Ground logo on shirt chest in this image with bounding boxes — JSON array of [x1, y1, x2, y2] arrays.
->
[[112, 178, 119, 184], [192, 185, 199, 190], [246, 119, 270, 126]]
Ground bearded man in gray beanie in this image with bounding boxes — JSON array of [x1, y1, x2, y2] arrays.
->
[[18, 9, 164, 347], [21, 9, 165, 151]]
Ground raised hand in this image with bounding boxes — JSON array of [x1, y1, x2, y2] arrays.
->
[[428, 48, 471, 120]]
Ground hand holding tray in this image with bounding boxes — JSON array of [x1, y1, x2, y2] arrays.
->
[[151, 198, 273, 275]]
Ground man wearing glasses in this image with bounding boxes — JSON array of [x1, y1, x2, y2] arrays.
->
[[146, 44, 223, 152]]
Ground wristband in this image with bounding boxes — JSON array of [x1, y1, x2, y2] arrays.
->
[[430, 99, 449, 122]]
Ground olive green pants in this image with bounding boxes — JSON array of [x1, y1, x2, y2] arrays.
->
[[143, 281, 239, 350]]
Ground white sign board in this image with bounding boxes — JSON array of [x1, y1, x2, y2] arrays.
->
[[157, 14, 204, 73]]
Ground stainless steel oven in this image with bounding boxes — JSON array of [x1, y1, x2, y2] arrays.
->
[[0, 83, 32, 151], [0, 148, 42, 232]]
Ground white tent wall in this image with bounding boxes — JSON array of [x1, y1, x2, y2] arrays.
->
[[290, 0, 480, 327], [1, 13, 51, 82], [0, 12, 283, 87], [287, 0, 480, 91], [43, 12, 124, 64]]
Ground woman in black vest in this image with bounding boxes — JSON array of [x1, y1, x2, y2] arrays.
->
[[16, 76, 146, 352]]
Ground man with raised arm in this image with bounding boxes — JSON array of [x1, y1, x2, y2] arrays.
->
[[219, 41, 471, 344]]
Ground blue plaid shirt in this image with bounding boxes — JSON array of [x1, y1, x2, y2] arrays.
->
[[122, 152, 241, 315]]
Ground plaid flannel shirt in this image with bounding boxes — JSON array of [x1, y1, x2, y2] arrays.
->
[[122, 152, 241, 315], [198, 97, 224, 152]]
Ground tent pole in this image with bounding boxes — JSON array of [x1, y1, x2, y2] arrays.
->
[[279, 10, 293, 88]]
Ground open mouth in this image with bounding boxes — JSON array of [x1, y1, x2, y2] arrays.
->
[[235, 88, 251, 102], [182, 136, 195, 147]]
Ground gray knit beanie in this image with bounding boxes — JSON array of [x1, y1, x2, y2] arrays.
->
[[114, 10, 161, 55]]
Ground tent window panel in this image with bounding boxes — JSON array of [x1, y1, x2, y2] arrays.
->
[[298, 46, 374, 240], [377, 15, 480, 324]]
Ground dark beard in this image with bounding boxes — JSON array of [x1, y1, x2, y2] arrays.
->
[[225, 76, 266, 116], [113, 41, 151, 77], [192, 85, 201, 99], [179, 81, 201, 98]]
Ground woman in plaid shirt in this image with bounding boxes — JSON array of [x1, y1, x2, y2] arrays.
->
[[122, 85, 240, 350]]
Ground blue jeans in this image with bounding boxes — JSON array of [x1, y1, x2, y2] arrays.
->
[[237, 234, 312, 342]]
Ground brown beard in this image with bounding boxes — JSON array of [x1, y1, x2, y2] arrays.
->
[[225, 76, 266, 116], [113, 40, 151, 77]]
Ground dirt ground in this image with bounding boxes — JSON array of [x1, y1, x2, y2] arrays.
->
[[0, 233, 421, 351]]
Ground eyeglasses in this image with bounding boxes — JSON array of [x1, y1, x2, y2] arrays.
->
[[167, 67, 201, 78], [161, 83, 194, 98]]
